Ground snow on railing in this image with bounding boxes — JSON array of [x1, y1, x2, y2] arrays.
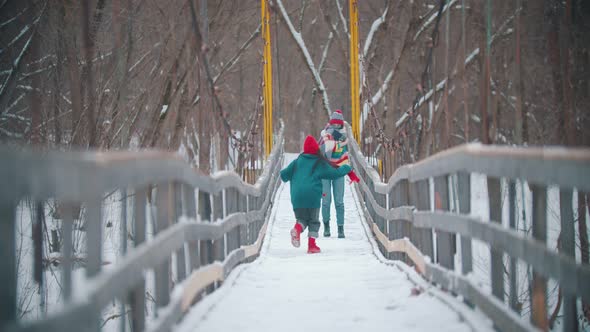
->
[[0, 126, 284, 332], [347, 123, 590, 332]]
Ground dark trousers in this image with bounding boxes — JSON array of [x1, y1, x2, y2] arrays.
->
[[294, 208, 320, 238]]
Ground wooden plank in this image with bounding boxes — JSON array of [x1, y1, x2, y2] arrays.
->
[[183, 185, 199, 272], [199, 191, 211, 222], [559, 189, 577, 332], [180, 264, 223, 311], [434, 175, 454, 270], [119, 190, 127, 332], [408, 181, 420, 261], [0, 201, 16, 324], [223, 249, 246, 278], [242, 218, 270, 259], [214, 237, 226, 263], [212, 190, 225, 263], [33, 202, 44, 286], [487, 177, 504, 301], [400, 180, 411, 264], [212, 191, 223, 221], [130, 188, 146, 332], [61, 205, 74, 302], [508, 181, 518, 312], [86, 198, 102, 278], [183, 184, 197, 219], [530, 184, 548, 330], [417, 179, 433, 260], [198, 190, 213, 286], [173, 183, 186, 282], [226, 188, 239, 215], [457, 172, 472, 275], [371, 222, 426, 274], [155, 183, 172, 307]]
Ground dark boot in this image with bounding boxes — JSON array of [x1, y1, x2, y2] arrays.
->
[[338, 225, 345, 238], [323, 223, 331, 237]]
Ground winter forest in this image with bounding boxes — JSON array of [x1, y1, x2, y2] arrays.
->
[[1, 0, 590, 331]]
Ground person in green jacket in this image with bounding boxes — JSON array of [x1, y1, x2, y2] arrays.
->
[[280, 135, 351, 254]]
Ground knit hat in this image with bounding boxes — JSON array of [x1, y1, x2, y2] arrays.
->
[[303, 135, 319, 154], [329, 109, 344, 125]]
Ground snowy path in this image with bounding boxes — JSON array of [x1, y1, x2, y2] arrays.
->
[[175, 154, 491, 332]]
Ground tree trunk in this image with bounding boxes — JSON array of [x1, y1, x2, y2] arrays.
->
[[514, 0, 524, 145], [560, 0, 575, 146], [29, 0, 42, 145], [64, 3, 84, 147]]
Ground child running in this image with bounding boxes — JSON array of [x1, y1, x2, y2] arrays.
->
[[280, 135, 351, 254]]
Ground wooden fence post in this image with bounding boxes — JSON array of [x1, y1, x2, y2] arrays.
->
[[183, 185, 199, 272], [408, 181, 421, 259], [488, 177, 504, 301], [61, 204, 74, 302], [417, 179, 434, 260], [212, 190, 225, 263], [559, 189, 577, 331], [457, 173, 472, 275], [119, 190, 128, 332], [0, 201, 16, 324], [173, 182, 186, 282], [389, 180, 409, 261], [155, 183, 172, 308], [531, 184, 548, 330], [86, 197, 103, 278], [508, 181, 519, 311], [129, 188, 146, 332], [434, 175, 454, 270]]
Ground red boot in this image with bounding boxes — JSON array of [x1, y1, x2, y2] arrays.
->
[[307, 237, 321, 254], [290, 223, 303, 248]]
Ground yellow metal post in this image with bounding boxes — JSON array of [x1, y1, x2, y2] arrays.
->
[[349, 0, 360, 143], [262, 0, 273, 157]]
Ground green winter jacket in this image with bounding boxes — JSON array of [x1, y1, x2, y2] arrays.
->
[[280, 154, 351, 208]]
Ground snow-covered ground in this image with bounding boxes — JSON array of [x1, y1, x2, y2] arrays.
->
[[174, 154, 495, 332]]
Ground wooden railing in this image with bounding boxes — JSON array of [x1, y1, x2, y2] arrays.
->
[[0, 127, 284, 332], [348, 127, 590, 332]]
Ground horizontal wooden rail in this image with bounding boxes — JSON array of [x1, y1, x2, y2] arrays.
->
[[0, 147, 276, 203], [348, 132, 590, 194]]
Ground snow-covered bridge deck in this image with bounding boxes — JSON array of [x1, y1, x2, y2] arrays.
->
[[174, 154, 492, 332]]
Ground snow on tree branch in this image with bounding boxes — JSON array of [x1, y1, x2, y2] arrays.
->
[[335, 0, 349, 40], [213, 24, 261, 84], [318, 31, 334, 73], [396, 6, 519, 129], [361, 69, 393, 129], [0, 33, 34, 111], [276, 0, 331, 117], [413, 0, 457, 42], [362, 5, 389, 59], [359, 3, 390, 129]]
